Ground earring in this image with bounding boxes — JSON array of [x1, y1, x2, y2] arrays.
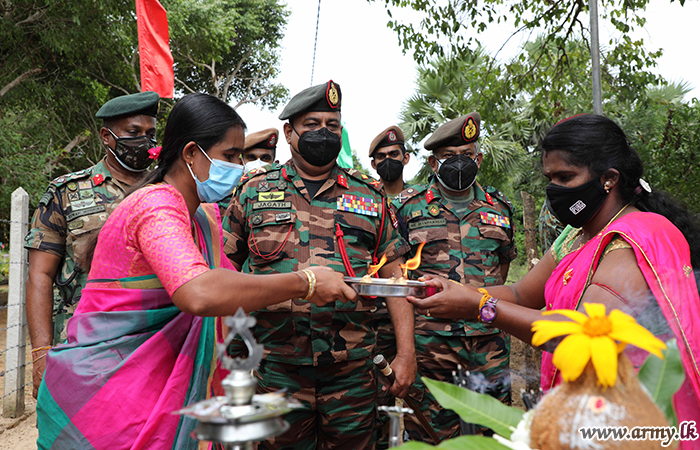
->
[[604, 181, 611, 193]]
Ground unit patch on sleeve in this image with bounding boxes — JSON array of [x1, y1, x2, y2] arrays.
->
[[480, 211, 511, 228], [336, 194, 379, 217]]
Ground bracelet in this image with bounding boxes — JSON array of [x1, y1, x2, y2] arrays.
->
[[477, 288, 491, 322], [31, 346, 52, 354], [301, 269, 317, 301], [33, 352, 48, 363]]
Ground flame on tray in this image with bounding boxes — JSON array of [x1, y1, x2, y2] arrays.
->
[[400, 242, 426, 279], [367, 254, 387, 277]]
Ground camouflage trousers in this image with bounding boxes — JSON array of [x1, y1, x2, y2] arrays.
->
[[52, 301, 77, 345], [374, 329, 397, 450], [404, 331, 511, 444], [255, 358, 377, 450]]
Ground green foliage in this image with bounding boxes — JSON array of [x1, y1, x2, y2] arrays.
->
[[638, 340, 685, 427], [398, 435, 511, 450], [423, 378, 523, 439], [0, 0, 289, 239]]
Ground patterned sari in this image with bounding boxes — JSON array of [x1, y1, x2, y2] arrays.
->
[[37, 185, 232, 450], [542, 212, 700, 426]]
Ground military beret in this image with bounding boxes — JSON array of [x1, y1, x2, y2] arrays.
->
[[95, 91, 160, 119], [369, 126, 405, 157], [244, 128, 279, 152], [424, 112, 481, 151], [278, 80, 341, 120]]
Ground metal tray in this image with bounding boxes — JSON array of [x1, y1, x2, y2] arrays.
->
[[344, 277, 434, 298]]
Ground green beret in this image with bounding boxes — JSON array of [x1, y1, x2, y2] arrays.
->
[[369, 125, 405, 157], [424, 112, 481, 151], [244, 128, 279, 152], [95, 91, 160, 119], [278, 80, 341, 121]]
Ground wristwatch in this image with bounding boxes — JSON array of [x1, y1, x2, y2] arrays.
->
[[479, 297, 499, 324]]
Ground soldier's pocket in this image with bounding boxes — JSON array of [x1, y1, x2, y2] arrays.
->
[[476, 223, 509, 267], [407, 225, 449, 263], [334, 214, 377, 265], [247, 210, 298, 267]]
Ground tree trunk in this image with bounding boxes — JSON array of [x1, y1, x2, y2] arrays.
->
[[521, 191, 538, 270]]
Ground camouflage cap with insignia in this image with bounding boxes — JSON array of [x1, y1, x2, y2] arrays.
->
[[95, 91, 160, 119], [245, 128, 279, 152], [278, 80, 341, 120], [369, 125, 405, 158], [424, 112, 481, 151]]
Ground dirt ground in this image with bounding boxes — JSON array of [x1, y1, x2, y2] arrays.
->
[[0, 284, 38, 450]]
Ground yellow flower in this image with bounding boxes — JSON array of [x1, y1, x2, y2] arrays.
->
[[532, 303, 667, 388]]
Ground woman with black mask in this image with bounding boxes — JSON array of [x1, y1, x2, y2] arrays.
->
[[407, 114, 700, 425]]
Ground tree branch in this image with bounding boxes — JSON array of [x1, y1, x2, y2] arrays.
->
[[234, 88, 272, 109], [222, 48, 253, 100], [15, 7, 47, 26], [175, 77, 197, 94], [87, 71, 130, 96], [0, 67, 43, 97]]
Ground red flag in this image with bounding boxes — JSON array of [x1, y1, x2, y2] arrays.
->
[[135, 0, 174, 98]]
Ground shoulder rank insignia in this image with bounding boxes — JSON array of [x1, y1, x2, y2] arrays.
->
[[410, 210, 423, 219], [337, 194, 378, 217], [281, 168, 291, 181], [266, 171, 280, 181], [395, 192, 408, 204], [369, 179, 381, 189], [337, 173, 348, 188], [360, 173, 368, 180], [92, 173, 105, 186], [257, 181, 271, 192], [426, 190, 435, 203], [480, 211, 510, 229], [484, 192, 494, 206], [428, 204, 440, 217]]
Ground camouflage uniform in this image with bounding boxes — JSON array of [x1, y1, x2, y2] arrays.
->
[[538, 202, 565, 253], [223, 160, 408, 450], [24, 159, 129, 344], [392, 180, 517, 443]]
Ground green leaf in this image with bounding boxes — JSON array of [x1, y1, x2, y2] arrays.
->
[[423, 378, 523, 439], [637, 339, 685, 426], [397, 435, 512, 450]]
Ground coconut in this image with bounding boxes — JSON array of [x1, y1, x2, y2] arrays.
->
[[529, 354, 668, 450]]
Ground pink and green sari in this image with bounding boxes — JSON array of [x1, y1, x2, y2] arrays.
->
[[37, 185, 232, 450], [543, 211, 700, 426]]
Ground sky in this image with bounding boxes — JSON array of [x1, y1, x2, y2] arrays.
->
[[237, 0, 700, 181]]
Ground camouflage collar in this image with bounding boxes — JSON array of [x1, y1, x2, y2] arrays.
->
[[92, 158, 113, 181]]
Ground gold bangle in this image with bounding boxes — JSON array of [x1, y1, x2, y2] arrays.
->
[[301, 269, 316, 301], [33, 353, 48, 363], [31, 346, 52, 354]]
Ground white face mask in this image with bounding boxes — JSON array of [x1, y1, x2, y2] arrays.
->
[[244, 159, 269, 174]]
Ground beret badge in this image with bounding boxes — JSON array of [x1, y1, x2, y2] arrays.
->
[[462, 116, 479, 143], [327, 81, 340, 108], [269, 135, 277, 147], [387, 130, 397, 142]]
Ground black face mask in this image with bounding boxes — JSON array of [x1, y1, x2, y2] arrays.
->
[[546, 177, 608, 228], [376, 157, 404, 182], [295, 127, 342, 167], [107, 129, 157, 172], [436, 154, 478, 192]]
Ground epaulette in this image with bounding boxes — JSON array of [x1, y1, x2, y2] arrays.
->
[[239, 163, 281, 187], [392, 184, 427, 209], [484, 186, 513, 212], [344, 167, 382, 192], [49, 167, 92, 189]]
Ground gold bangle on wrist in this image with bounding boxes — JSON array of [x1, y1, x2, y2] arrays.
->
[[301, 269, 317, 301]]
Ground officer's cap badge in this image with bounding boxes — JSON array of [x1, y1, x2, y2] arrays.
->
[[462, 117, 479, 143], [327, 81, 340, 108]]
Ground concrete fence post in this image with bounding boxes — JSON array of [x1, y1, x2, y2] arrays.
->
[[3, 187, 29, 417]]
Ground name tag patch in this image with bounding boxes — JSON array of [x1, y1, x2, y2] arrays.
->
[[408, 218, 447, 230], [258, 192, 285, 202], [337, 194, 378, 217], [480, 211, 511, 229], [66, 205, 106, 222], [275, 212, 292, 222], [252, 201, 292, 210]]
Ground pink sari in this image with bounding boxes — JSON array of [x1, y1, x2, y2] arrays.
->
[[543, 212, 700, 426]]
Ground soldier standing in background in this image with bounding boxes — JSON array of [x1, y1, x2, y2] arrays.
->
[[223, 80, 416, 450], [242, 128, 279, 174], [24, 91, 159, 398], [393, 112, 517, 443]]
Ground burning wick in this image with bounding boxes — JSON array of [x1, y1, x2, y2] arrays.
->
[[368, 254, 387, 277], [400, 242, 426, 279]]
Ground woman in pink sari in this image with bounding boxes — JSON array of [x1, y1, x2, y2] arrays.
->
[[408, 115, 700, 429], [36, 93, 357, 450]]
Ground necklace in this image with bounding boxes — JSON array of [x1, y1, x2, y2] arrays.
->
[[570, 203, 631, 252]]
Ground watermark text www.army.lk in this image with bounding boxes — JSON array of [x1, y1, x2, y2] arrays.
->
[[579, 421, 699, 447]]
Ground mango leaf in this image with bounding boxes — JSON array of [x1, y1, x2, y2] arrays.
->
[[397, 435, 512, 450], [637, 339, 685, 427], [423, 378, 524, 439]]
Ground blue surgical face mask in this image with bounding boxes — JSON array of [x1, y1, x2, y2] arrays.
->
[[187, 144, 244, 203]]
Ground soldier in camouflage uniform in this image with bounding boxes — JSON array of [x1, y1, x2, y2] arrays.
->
[[223, 80, 416, 450], [24, 91, 159, 398], [392, 112, 517, 443], [368, 125, 418, 449], [538, 202, 565, 252]]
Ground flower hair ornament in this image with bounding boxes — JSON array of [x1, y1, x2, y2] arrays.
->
[[148, 146, 162, 160]]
